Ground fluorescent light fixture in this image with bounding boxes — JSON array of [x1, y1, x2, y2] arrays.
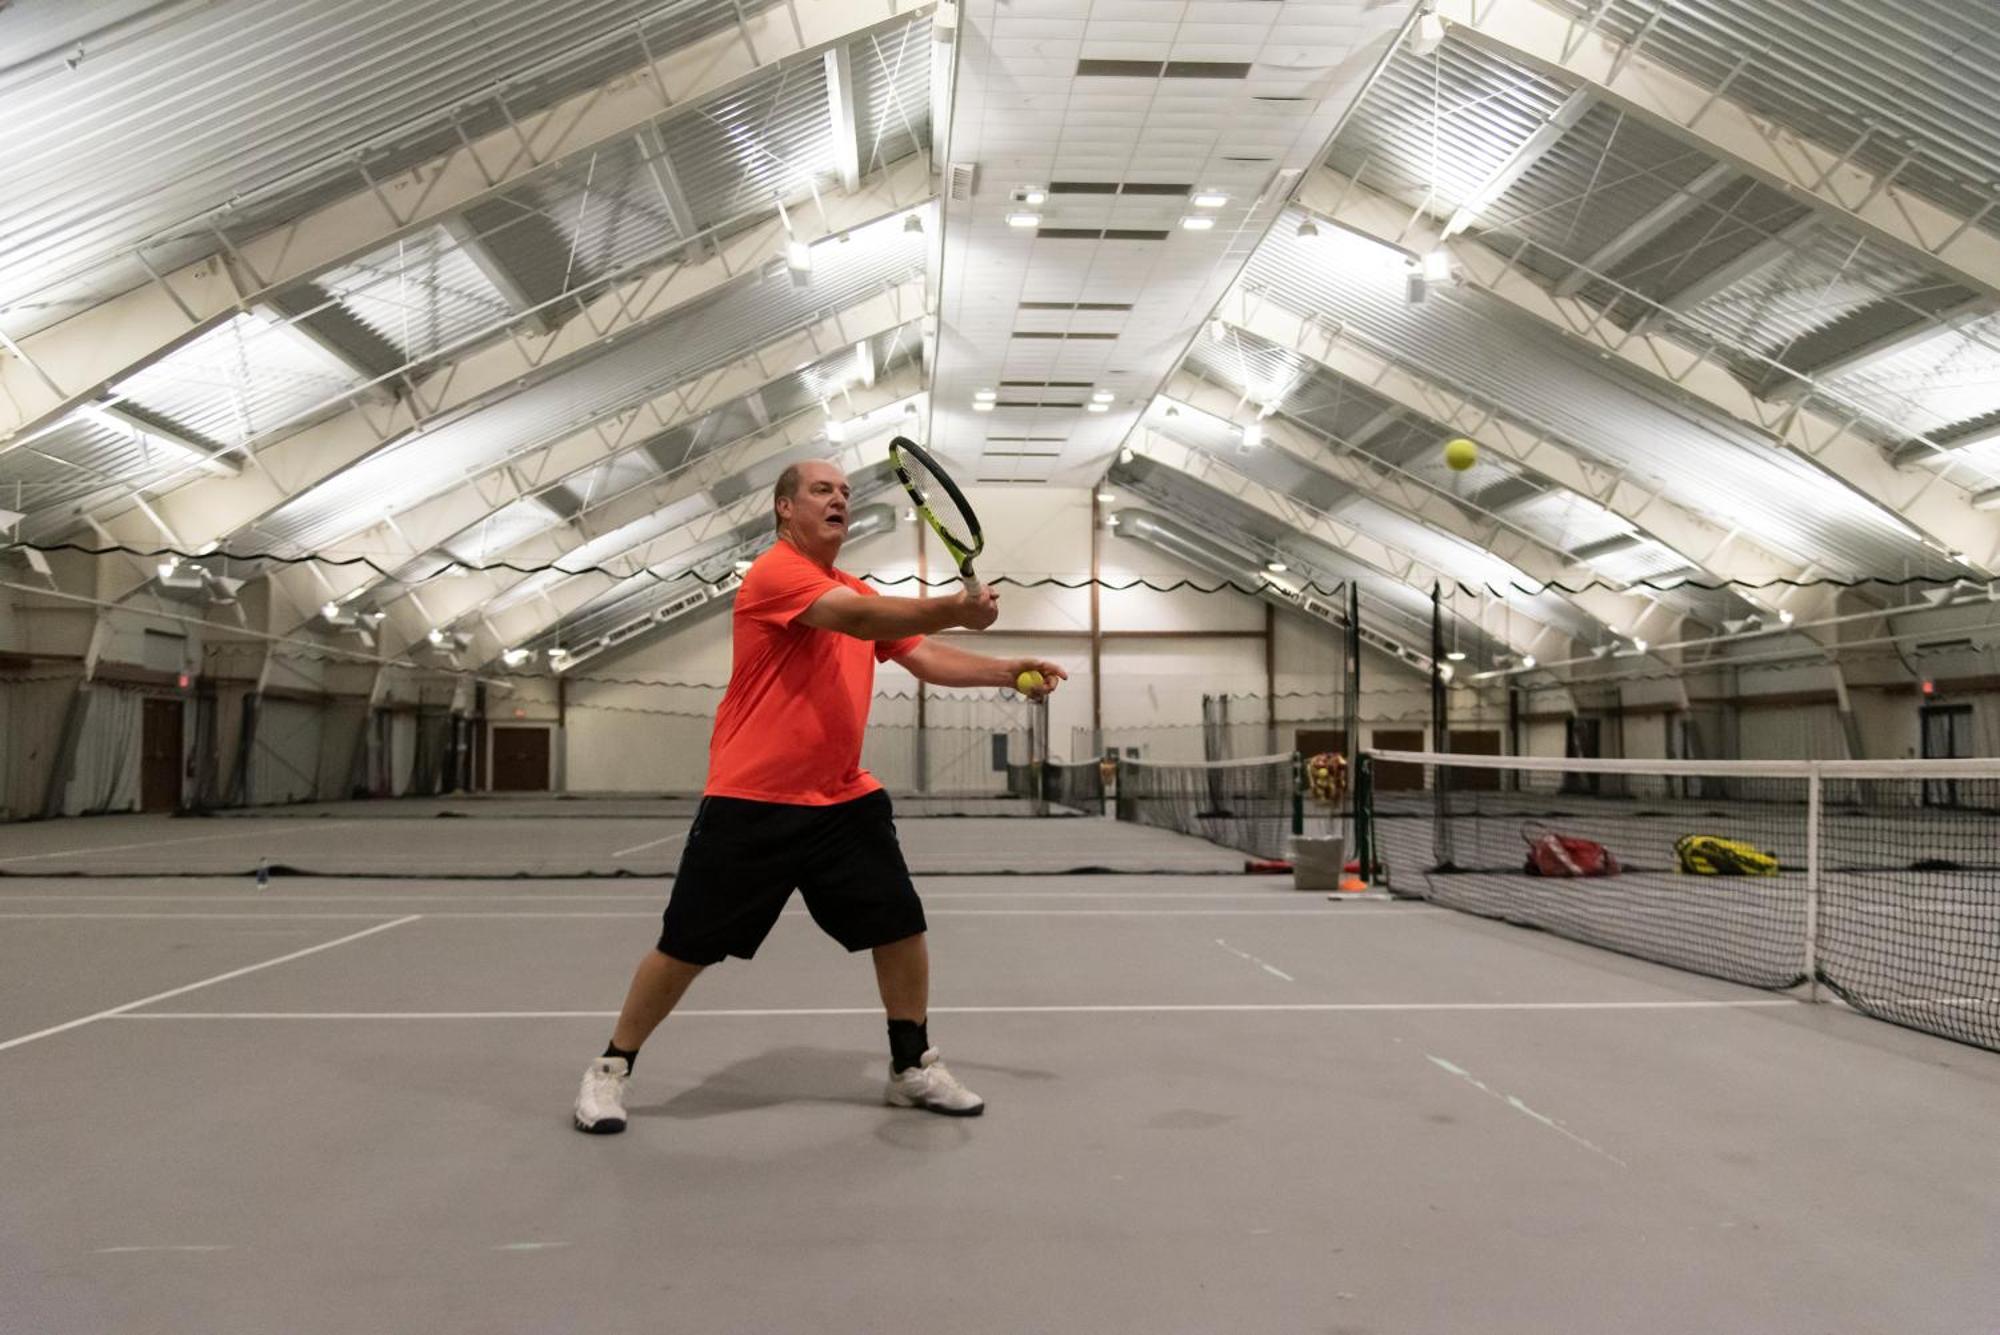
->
[[1520, 654, 1536, 669], [1119, 446, 1135, 464], [1086, 401, 1109, 413], [1421, 248, 1452, 282], [1192, 191, 1228, 208], [903, 507, 918, 523], [974, 388, 997, 402], [1439, 662, 1455, 683], [1180, 215, 1216, 231], [1446, 650, 1467, 662], [1410, 11, 1447, 56], [972, 399, 995, 413], [1778, 609, 1796, 625], [824, 416, 847, 442], [1105, 513, 1120, 528], [1019, 187, 1047, 205], [1091, 389, 1115, 403], [320, 601, 341, 621], [1266, 560, 1287, 573], [1239, 421, 1263, 448], [733, 559, 754, 574], [902, 212, 924, 233], [1631, 639, 1648, 654], [156, 558, 179, 581], [1096, 491, 1116, 503], [1295, 218, 1320, 239], [1006, 212, 1041, 228], [501, 648, 530, 667], [426, 628, 448, 647], [785, 239, 812, 271]]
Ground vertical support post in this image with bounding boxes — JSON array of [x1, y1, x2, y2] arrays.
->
[[1264, 600, 1277, 755], [1089, 489, 1103, 754], [914, 510, 928, 792], [1805, 767, 1822, 1003], [1344, 580, 1362, 865]]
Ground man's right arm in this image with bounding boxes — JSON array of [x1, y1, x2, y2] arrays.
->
[[796, 586, 999, 641]]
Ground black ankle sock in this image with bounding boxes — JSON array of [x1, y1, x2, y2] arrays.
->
[[887, 1019, 929, 1074], [602, 1041, 639, 1074]]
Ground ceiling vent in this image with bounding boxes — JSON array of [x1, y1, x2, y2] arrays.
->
[[1076, 59, 1251, 78], [947, 161, 977, 202]]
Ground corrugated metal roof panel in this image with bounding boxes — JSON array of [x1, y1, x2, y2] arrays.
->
[[115, 312, 361, 447], [239, 218, 925, 555], [664, 58, 841, 230], [0, 0, 781, 338], [1247, 214, 1950, 580], [1690, 224, 1951, 358], [1819, 313, 2000, 439], [0, 415, 209, 521], [853, 19, 933, 175], [316, 227, 514, 365], [1538, 0, 2000, 234]]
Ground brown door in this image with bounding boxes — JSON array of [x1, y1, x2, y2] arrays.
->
[[491, 726, 551, 792], [1294, 729, 1347, 758], [1447, 729, 1503, 791], [141, 698, 183, 811], [1370, 729, 1427, 791]]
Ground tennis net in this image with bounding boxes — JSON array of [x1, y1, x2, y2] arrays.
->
[[1115, 753, 1301, 860], [1365, 751, 2000, 1052]]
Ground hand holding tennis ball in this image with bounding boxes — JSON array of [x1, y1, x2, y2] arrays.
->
[[1010, 660, 1066, 698]]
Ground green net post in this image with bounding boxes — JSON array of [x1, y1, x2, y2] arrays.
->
[[1291, 752, 1305, 840]]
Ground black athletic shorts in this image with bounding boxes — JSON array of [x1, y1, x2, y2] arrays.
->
[[658, 788, 926, 965]]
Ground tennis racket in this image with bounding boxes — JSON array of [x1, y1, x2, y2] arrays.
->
[[890, 436, 986, 595]]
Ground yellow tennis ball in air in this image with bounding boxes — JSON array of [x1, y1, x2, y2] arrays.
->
[[1015, 669, 1045, 694], [1443, 437, 1478, 471]]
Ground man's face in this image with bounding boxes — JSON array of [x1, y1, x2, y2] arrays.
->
[[781, 462, 851, 548]]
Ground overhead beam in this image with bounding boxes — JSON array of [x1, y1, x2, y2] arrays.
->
[[260, 287, 408, 385], [1296, 166, 2000, 571], [1634, 216, 1818, 331], [1768, 296, 1997, 400], [1436, 0, 2000, 305], [84, 168, 930, 592], [1553, 163, 1735, 297], [0, 0, 936, 446], [440, 214, 560, 335], [88, 402, 241, 479], [1443, 88, 1595, 239], [826, 45, 864, 192]]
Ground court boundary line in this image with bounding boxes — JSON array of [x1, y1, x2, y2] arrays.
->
[[111, 1000, 1803, 1020], [0, 915, 423, 1054], [0, 907, 1433, 920]]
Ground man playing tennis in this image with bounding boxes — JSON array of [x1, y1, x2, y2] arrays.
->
[[574, 457, 1064, 1133]]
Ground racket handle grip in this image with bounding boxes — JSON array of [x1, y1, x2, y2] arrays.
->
[[959, 570, 983, 597]]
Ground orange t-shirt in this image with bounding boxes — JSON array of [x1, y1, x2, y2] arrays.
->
[[703, 540, 921, 804]]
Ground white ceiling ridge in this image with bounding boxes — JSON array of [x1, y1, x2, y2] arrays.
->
[[1126, 427, 1564, 661], [1295, 166, 2000, 573], [320, 365, 929, 653], [1162, 371, 1671, 638], [466, 428, 904, 663], [0, 0, 939, 447], [82, 177, 934, 603], [1433, 0, 2000, 308], [1209, 285, 1832, 627]]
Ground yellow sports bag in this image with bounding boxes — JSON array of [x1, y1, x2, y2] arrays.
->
[[1674, 834, 1779, 876]]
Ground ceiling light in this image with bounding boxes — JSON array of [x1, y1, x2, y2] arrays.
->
[[1096, 491, 1116, 503], [1180, 215, 1216, 231], [1119, 446, 1135, 464], [785, 239, 812, 271], [1421, 248, 1452, 282], [1631, 639, 1648, 654], [320, 601, 341, 621], [1006, 212, 1041, 228], [903, 507, 917, 523], [824, 415, 847, 442], [1778, 609, 1796, 625], [974, 388, 997, 402], [1192, 191, 1228, 209], [1446, 650, 1466, 662], [1019, 187, 1047, 205], [902, 212, 924, 233], [426, 628, 448, 647], [1163, 404, 1180, 417], [733, 559, 754, 574], [1208, 318, 1229, 343], [1296, 218, 1320, 239], [1438, 662, 1455, 683], [502, 648, 530, 667], [1266, 560, 1287, 573], [972, 399, 995, 413], [1239, 421, 1263, 448], [1410, 11, 1447, 56], [1105, 513, 1120, 528], [1091, 389, 1115, 403], [1086, 401, 1108, 413], [1520, 654, 1536, 669]]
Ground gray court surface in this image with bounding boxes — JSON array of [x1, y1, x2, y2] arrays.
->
[[3, 825, 1998, 1334]]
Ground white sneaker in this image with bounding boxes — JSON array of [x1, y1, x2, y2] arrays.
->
[[573, 1056, 630, 1134], [885, 1048, 984, 1117]]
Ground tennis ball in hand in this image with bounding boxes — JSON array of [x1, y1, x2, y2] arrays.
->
[[1443, 437, 1478, 471], [1015, 669, 1046, 694]]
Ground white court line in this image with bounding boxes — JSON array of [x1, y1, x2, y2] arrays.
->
[[0, 908, 1428, 920], [0, 916, 422, 1054], [1214, 938, 1296, 982], [0, 890, 1335, 902], [609, 830, 688, 858], [1427, 1053, 1627, 1168], [0, 821, 361, 865], [96, 1245, 234, 1254], [115, 1000, 1801, 1020]]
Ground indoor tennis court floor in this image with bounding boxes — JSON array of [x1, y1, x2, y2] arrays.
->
[[4, 816, 1997, 1334]]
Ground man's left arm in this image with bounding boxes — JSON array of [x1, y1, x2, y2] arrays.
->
[[893, 640, 1067, 700]]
